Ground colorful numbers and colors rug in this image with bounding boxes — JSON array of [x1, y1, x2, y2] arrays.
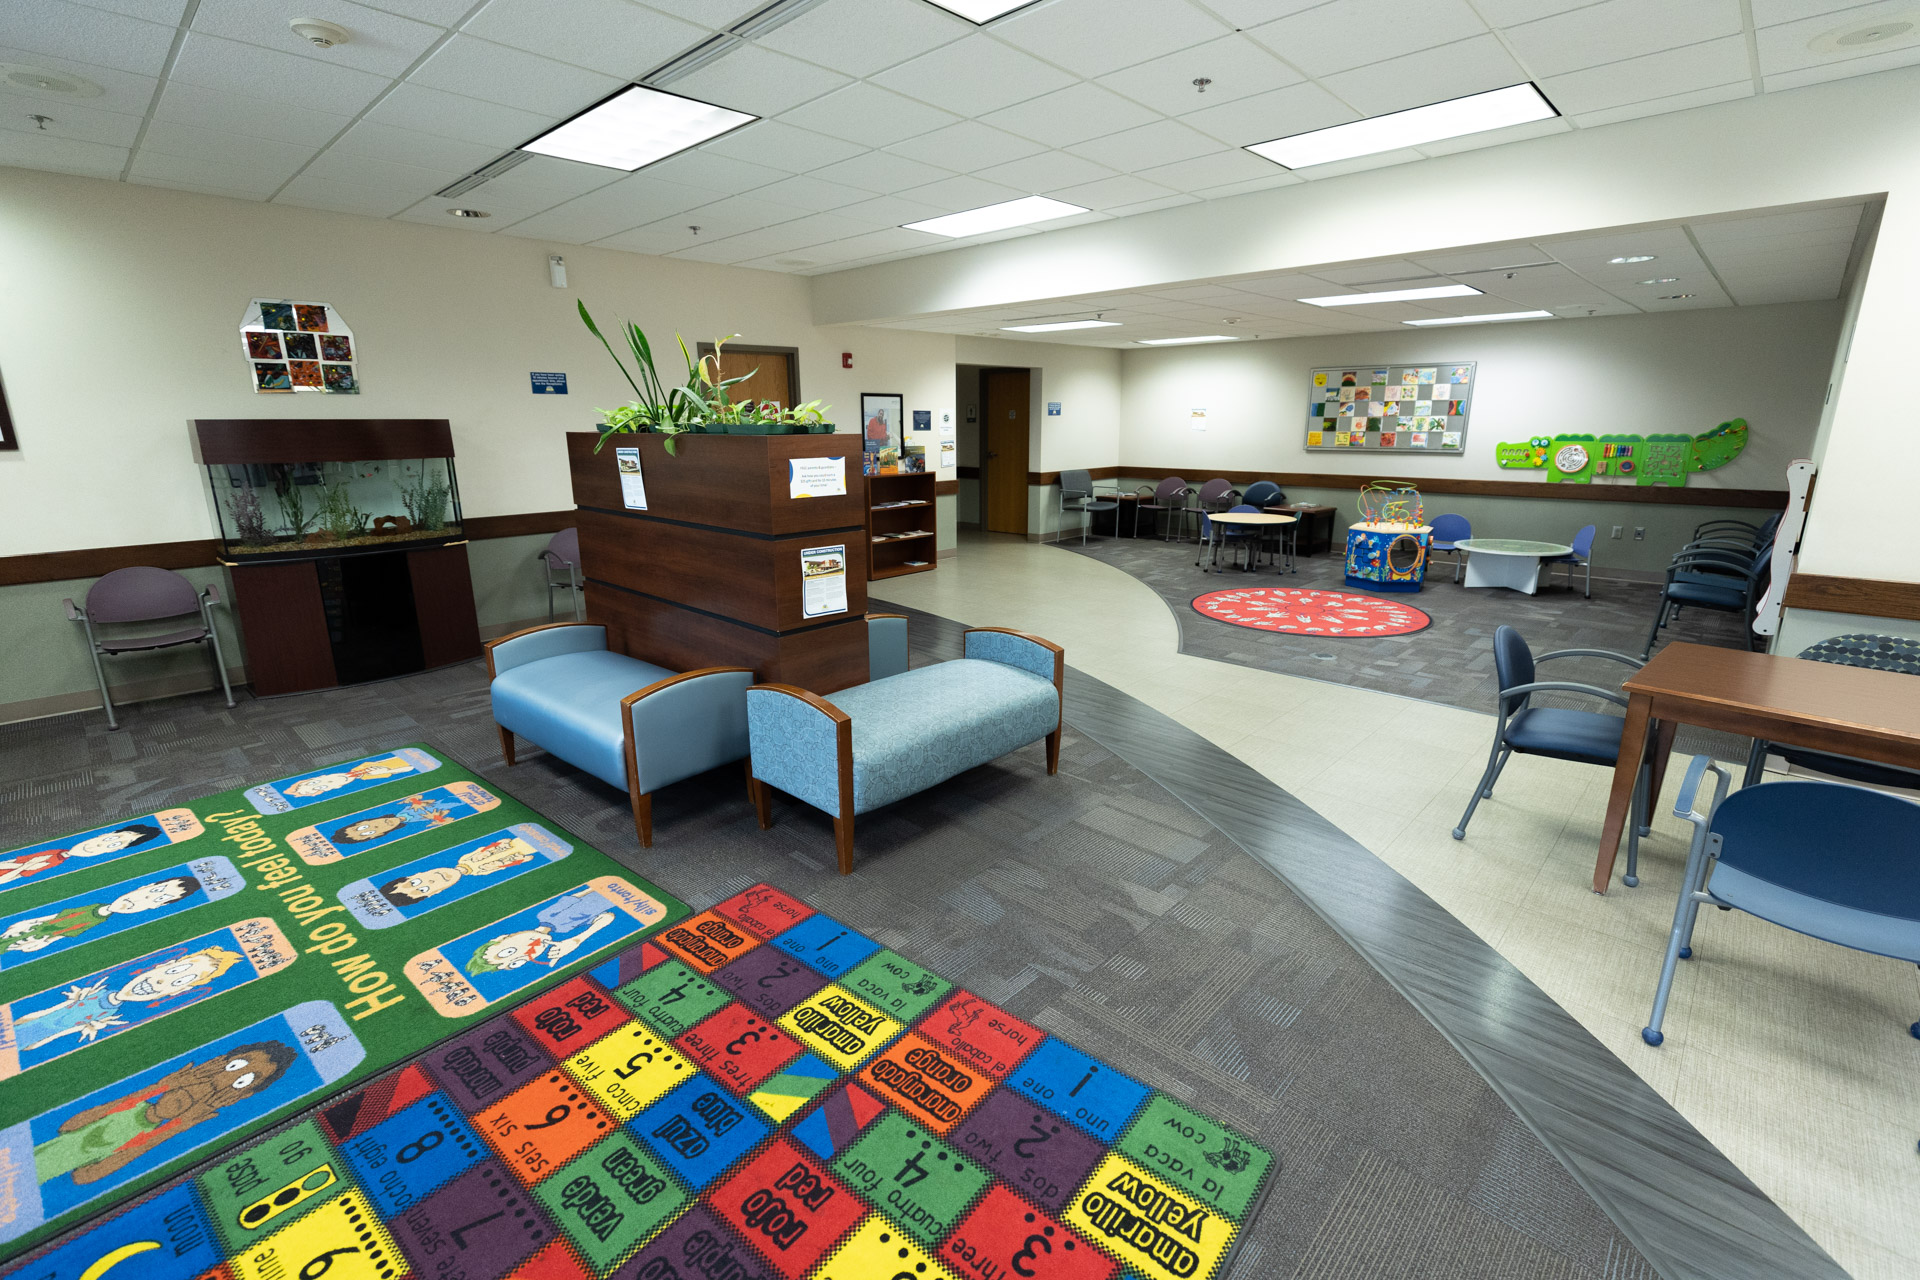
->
[[13, 882, 1277, 1280], [1192, 586, 1432, 637], [0, 745, 687, 1260]]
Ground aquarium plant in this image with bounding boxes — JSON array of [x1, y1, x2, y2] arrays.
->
[[277, 478, 313, 538], [399, 465, 451, 532], [227, 485, 269, 545], [319, 473, 367, 540]]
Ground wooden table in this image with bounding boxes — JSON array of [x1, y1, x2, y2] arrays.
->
[[1198, 512, 1295, 573], [1593, 641, 1920, 892], [1268, 504, 1336, 556]]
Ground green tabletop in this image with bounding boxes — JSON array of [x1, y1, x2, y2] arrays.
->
[[1457, 538, 1574, 556]]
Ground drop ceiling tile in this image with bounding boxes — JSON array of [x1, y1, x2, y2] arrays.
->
[[1044, 172, 1177, 210], [130, 147, 297, 197], [992, 0, 1229, 78], [896, 173, 1025, 212], [1182, 79, 1355, 146], [137, 119, 320, 171], [656, 190, 813, 239], [1750, 0, 1885, 23], [592, 223, 699, 253], [1692, 204, 1863, 240], [497, 173, 715, 239], [1733, 281, 1845, 304], [668, 44, 851, 116], [191, 0, 446, 78], [1320, 34, 1528, 117], [1409, 244, 1551, 274], [1500, 0, 1743, 76], [1539, 225, 1699, 272], [0, 126, 128, 177], [887, 120, 1047, 171], [1471, 0, 1603, 23], [1568, 79, 1751, 127], [1066, 118, 1223, 170], [744, 173, 874, 211], [638, 148, 791, 193], [1762, 38, 1920, 89], [1225, 272, 1357, 298], [298, 149, 463, 197], [702, 119, 865, 171], [0, 92, 143, 146], [778, 226, 940, 263], [155, 80, 355, 146], [353, 0, 475, 24], [1192, 171, 1302, 199], [827, 192, 948, 227], [979, 81, 1161, 148], [871, 35, 1075, 116], [394, 195, 516, 229], [756, 0, 970, 78], [0, 44, 162, 117], [327, 119, 501, 171], [169, 31, 391, 113], [1247, 0, 1489, 74], [777, 82, 960, 147], [476, 152, 624, 202], [363, 82, 551, 147], [7, 0, 177, 77], [972, 150, 1116, 193], [1095, 33, 1302, 117], [1757, 7, 1920, 74], [84, 0, 191, 20], [632, 0, 765, 30], [810, 149, 954, 193], [1538, 35, 1750, 115], [461, 0, 704, 77], [1451, 263, 1619, 307], [409, 34, 623, 117], [672, 209, 873, 261], [1135, 147, 1276, 192]]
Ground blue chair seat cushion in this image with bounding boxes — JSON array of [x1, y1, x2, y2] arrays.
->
[[491, 650, 675, 790], [1707, 864, 1920, 964], [1504, 706, 1624, 765], [1664, 581, 1746, 608], [825, 659, 1058, 813]]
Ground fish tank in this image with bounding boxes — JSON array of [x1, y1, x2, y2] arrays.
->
[[194, 419, 464, 564]]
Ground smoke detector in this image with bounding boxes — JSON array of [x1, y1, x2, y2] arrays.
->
[[290, 19, 351, 48], [0, 63, 103, 97], [1810, 10, 1918, 53]]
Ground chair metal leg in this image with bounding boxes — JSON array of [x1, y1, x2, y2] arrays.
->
[[1583, 559, 1591, 599], [205, 628, 236, 709], [89, 647, 118, 731], [1644, 825, 1721, 1044], [1641, 598, 1667, 658], [1623, 762, 1648, 887], [547, 580, 557, 623], [1453, 737, 1507, 839], [1742, 738, 1768, 787]]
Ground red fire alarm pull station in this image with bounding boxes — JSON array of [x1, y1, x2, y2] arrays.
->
[[841, 352, 853, 368]]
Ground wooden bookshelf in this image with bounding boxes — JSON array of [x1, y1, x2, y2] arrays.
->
[[867, 471, 938, 581]]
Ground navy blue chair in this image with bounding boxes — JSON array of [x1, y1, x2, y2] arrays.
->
[[1745, 634, 1920, 790], [1545, 524, 1596, 597], [1455, 627, 1651, 886], [1428, 513, 1471, 583], [1239, 481, 1286, 565], [1642, 545, 1771, 658], [1199, 504, 1263, 572], [1642, 757, 1920, 1047]]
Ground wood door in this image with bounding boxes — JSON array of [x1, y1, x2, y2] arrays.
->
[[983, 369, 1030, 535], [714, 348, 795, 413]]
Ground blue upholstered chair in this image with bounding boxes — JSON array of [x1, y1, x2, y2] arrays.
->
[[1545, 524, 1597, 598], [1238, 481, 1285, 564], [1744, 633, 1920, 790], [1428, 513, 1471, 583], [1642, 757, 1920, 1048], [1199, 504, 1263, 572], [1059, 469, 1119, 545], [1455, 627, 1651, 887], [1642, 545, 1771, 657]]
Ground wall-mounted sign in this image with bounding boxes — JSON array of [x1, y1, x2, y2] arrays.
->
[[241, 300, 357, 394], [912, 410, 931, 431], [801, 545, 848, 618], [530, 372, 568, 395], [1190, 408, 1207, 432], [789, 456, 847, 499], [1047, 402, 1061, 416]]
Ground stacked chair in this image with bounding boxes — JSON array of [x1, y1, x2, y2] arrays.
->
[[1641, 513, 1780, 657]]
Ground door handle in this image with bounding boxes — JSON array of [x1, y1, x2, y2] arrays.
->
[[987, 452, 999, 459]]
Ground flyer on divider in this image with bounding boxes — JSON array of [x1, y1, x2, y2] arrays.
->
[[801, 544, 848, 618], [789, 456, 847, 499], [615, 446, 648, 510]]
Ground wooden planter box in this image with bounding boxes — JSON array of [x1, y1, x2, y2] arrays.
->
[[567, 432, 870, 691]]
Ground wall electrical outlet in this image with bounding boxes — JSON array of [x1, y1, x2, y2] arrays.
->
[[1633, 527, 1646, 540], [1610, 525, 1622, 539]]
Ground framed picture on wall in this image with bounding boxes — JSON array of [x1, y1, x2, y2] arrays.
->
[[861, 392, 903, 451], [0, 365, 15, 451]]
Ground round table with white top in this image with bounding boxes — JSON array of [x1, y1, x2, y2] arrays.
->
[[1196, 511, 1296, 573], [1455, 538, 1574, 595]]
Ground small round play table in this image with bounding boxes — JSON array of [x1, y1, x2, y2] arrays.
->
[[1456, 538, 1574, 595], [1197, 512, 1295, 573]]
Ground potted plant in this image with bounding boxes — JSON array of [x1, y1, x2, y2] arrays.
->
[[577, 302, 832, 453]]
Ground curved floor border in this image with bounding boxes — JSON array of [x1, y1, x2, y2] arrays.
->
[[886, 598, 1843, 1280]]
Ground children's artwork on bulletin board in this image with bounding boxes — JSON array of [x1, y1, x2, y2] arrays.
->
[[1494, 418, 1748, 487], [1305, 362, 1473, 453], [240, 300, 357, 395]]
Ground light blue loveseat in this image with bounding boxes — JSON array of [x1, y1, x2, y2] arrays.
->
[[485, 622, 752, 846], [745, 626, 1063, 874]]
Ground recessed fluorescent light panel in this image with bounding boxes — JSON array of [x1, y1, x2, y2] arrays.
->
[[905, 196, 1089, 238], [1609, 255, 1656, 264], [1298, 283, 1482, 307], [1138, 335, 1238, 345], [1403, 310, 1554, 327], [521, 84, 757, 171], [1247, 82, 1557, 169], [919, 0, 1043, 22], [1001, 319, 1120, 333]]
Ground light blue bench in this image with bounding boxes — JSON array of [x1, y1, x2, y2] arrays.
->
[[745, 627, 1063, 874], [485, 622, 751, 846]]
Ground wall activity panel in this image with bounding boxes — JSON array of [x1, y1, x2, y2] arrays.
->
[[1494, 418, 1748, 486], [1304, 363, 1474, 455]]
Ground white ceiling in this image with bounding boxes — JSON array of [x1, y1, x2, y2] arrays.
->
[[886, 201, 1871, 345], [0, 0, 1911, 278]]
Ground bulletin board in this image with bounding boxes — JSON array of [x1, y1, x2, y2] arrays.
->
[[1304, 362, 1475, 455]]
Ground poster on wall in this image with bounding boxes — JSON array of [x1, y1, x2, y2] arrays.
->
[[239, 300, 357, 395], [1304, 362, 1473, 454], [861, 393, 903, 451]]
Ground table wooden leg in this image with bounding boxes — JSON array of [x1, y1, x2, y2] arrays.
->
[[1593, 692, 1654, 893]]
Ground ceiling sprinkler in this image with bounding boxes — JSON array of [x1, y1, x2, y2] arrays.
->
[[1193, 77, 1212, 94]]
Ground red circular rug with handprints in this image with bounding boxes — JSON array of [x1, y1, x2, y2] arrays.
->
[[1192, 586, 1432, 637]]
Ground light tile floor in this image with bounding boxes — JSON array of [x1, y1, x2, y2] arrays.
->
[[887, 533, 1920, 1280]]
